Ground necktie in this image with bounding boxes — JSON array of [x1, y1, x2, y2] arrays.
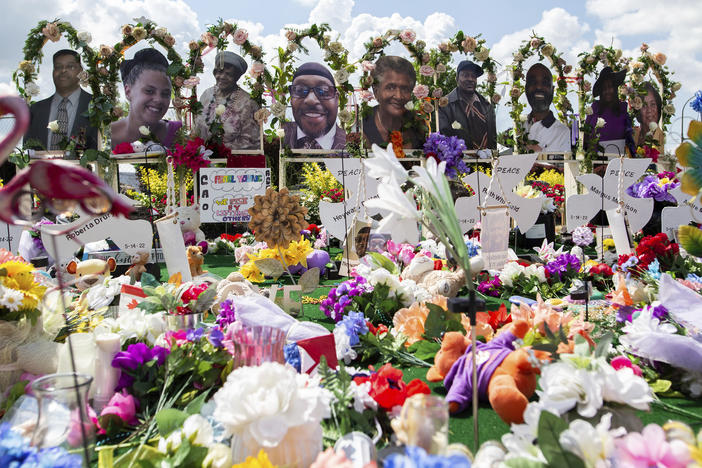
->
[[296, 135, 322, 150], [51, 97, 69, 150]]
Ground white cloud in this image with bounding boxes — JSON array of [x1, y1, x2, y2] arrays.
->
[[309, 0, 354, 32]]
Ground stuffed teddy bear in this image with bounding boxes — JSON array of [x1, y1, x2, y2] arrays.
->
[[125, 251, 149, 281], [438, 320, 549, 425], [176, 205, 208, 251], [426, 331, 471, 382], [400, 254, 483, 298], [187, 245, 207, 277], [66, 258, 117, 291]]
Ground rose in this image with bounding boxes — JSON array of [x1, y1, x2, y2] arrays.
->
[[182, 414, 213, 446], [359, 90, 374, 102], [419, 65, 434, 77], [275, 128, 286, 139], [270, 101, 286, 118], [42, 22, 61, 42], [112, 107, 124, 118], [586, 55, 596, 64], [121, 24, 134, 36], [372, 37, 383, 48], [416, 40, 426, 49], [18, 60, 35, 74], [285, 30, 297, 41], [253, 108, 271, 122], [541, 43, 554, 57], [334, 69, 349, 84], [139, 125, 150, 136], [438, 42, 449, 52], [132, 26, 147, 41], [563, 65, 572, 74], [487, 72, 497, 83], [519, 114, 528, 122], [202, 443, 232, 468], [200, 32, 217, 47], [431, 88, 443, 98], [171, 97, 183, 108], [596, 117, 606, 128], [510, 87, 521, 98], [514, 52, 524, 62], [652, 53, 667, 66], [435, 63, 446, 74], [413, 84, 429, 99], [648, 121, 658, 132], [631, 61, 644, 70], [462, 36, 477, 52], [173, 76, 184, 87], [475, 48, 490, 61], [640, 42, 649, 52], [672, 82, 682, 92], [163, 34, 176, 47], [78, 70, 89, 85], [232, 28, 248, 45], [491, 94, 501, 104], [328, 41, 344, 54], [77, 31, 92, 43], [98, 66, 109, 76], [585, 106, 593, 115], [530, 38, 542, 48], [421, 53, 430, 64], [336, 109, 351, 123], [47, 120, 60, 132], [583, 81, 591, 92], [451, 121, 462, 130], [287, 42, 299, 52], [182, 76, 200, 88], [664, 104, 675, 115], [422, 101, 434, 113], [361, 61, 375, 72], [25, 82, 40, 97], [101, 85, 112, 96], [99, 44, 114, 57], [188, 40, 200, 51], [631, 96, 643, 110], [438, 96, 449, 107], [214, 104, 226, 117], [151, 27, 167, 38], [399, 29, 416, 44], [100, 390, 138, 425], [249, 62, 265, 78], [250, 46, 262, 58]]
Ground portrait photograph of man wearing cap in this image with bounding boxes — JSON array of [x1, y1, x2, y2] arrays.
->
[[193, 51, 261, 150], [522, 63, 571, 153], [283, 62, 346, 150], [585, 66, 636, 156], [363, 55, 426, 149], [24, 49, 98, 151], [438, 60, 496, 151]]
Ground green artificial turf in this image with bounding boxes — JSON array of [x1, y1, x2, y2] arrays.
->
[[162, 255, 702, 449]]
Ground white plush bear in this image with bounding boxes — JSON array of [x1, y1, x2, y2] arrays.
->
[[176, 205, 206, 246]]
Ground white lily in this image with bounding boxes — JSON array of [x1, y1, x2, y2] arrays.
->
[[365, 175, 419, 221], [410, 155, 449, 201], [364, 143, 408, 184]]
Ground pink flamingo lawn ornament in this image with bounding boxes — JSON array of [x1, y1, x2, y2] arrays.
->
[[0, 95, 133, 226]]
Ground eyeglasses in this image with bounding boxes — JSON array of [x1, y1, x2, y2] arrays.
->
[[289, 85, 337, 100], [11, 188, 112, 224]]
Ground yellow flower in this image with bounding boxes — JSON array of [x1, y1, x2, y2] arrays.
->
[[232, 450, 277, 468], [284, 237, 313, 267], [239, 261, 264, 283], [658, 177, 670, 187], [603, 238, 615, 250], [0, 261, 46, 309]]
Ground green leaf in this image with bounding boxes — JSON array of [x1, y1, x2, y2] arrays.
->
[[679, 225, 702, 257], [367, 252, 399, 275], [504, 458, 547, 468], [155, 408, 188, 436], [193, 286, 217, 312], [594, 332, 613, 358], [407, 340, 441, 360], [649, 379, 672, 394], [141, 272, 160, 288], [537, 411, 585, 468]]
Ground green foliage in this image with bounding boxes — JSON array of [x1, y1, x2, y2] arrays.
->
[[536, 411, 586, 468], [679, 225, 702, 257], [422, 303, 465, 340], [407, 340, 441, 361], [299, 163, 344, 223]]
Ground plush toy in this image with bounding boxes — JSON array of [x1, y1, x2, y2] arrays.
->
[[440, 320, 549, 425], [400, 255, 482, 297], [66, 258, 116, 290], [176, 205, 208, 251], [212, 272, 261, 312], [125, 251, 149, 281], [187, 246, 207, 277], [426, 331, 471, 382]]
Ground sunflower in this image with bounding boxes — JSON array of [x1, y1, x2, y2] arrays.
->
[[248, 188, 308, 249]]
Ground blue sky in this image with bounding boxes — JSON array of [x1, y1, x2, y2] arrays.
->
[[1, 0, 700, 149]]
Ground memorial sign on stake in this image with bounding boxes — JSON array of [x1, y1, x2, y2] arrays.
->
[[457, 154, 542, 233], [0, 222, 24, 253], [606, 208, 633, 256], [319, 158, 381, 241], [662, 186, 702, 241], [199, 168, 270, 223], [565, 158, 653, 233], [480, 207, 511, 270], [41, 212, 153, 263], [154, 212, 192, 283]]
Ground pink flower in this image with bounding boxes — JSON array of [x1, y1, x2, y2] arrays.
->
[[611, 355, 643, 377], [615, 424, 691, 467], [67, 405, 98, 447], [413, 84, 430, 99], [399, 29, 416, 44], [361, 60, 376, 72], [100, 390, 139, 426], [386, 239, 401, 257], [419, 65, 435, 77], [250, 62, 265, 78], [200, 32, 218, 47], [166, 329, 188, 346], [398, 245, 416, 266], [359, 90, 374, 102], [232, 29, 248, 45], [285, 30, 297, 41]]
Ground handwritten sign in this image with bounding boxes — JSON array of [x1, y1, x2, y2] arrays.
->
[[662, 186, 702, 241], [198, 168, 270, 223], [565, 158, 652, 232], [0, 222, 24, 253], [319, 159, 381, 240], [41, 212, 153, 263], [458, 154, 542, 232]]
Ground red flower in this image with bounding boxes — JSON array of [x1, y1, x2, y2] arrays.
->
[[113, 142, 135, 154], [181, 283, 208, 303], [307, 224, 320, 236], [353, 363, 428, 410], [477, 304, 512, 331], [433, 259, 443, 270]]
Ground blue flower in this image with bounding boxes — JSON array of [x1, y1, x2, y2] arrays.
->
[[21, 446, 83, 468], [0, 423, 34, 466], [384, 445, 471, 468], [340, 311, 369, 346], [284, 343, 301, 372], [186, 327, 204, 342], [691, 90, 702, 114], [208, 327, 224, 348], [465, 240, 480, 258], [686, 273, 702, 283], [647, 259, 661, 280]]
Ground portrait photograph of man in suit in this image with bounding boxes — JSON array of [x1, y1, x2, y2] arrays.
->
[[23, 49, 98, 151]]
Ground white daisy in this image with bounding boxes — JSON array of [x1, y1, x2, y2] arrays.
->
[[0, 288, 25, 312]]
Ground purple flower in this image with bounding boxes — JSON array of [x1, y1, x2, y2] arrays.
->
[[320, 277, 372, 322], [650, 304, 668, 320], [284, 343, 301, 372], [112, 343, 169, 391], [616, 305, 636, 323], [478, 276, 502, 297], [340, 311, 369, 346], [545, 253, 581, 280], [186, 327, 204, 342], [423, 132, 468, 179], [216, 299, 236, 328], [208, 328, 224, 348], [626, 175, 680, 203]]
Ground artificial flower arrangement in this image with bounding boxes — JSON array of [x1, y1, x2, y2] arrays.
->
[[0, 250, 46, 324], [626, 171, 679, 203], [422, 132, 469, 180], [615, 233, 682, 279], [514, 184, 557, 215], [208, 232, 251, 256], [299, 163, 344, 225], [136, 273, 216, 316], [238, 235, 330, 282]]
